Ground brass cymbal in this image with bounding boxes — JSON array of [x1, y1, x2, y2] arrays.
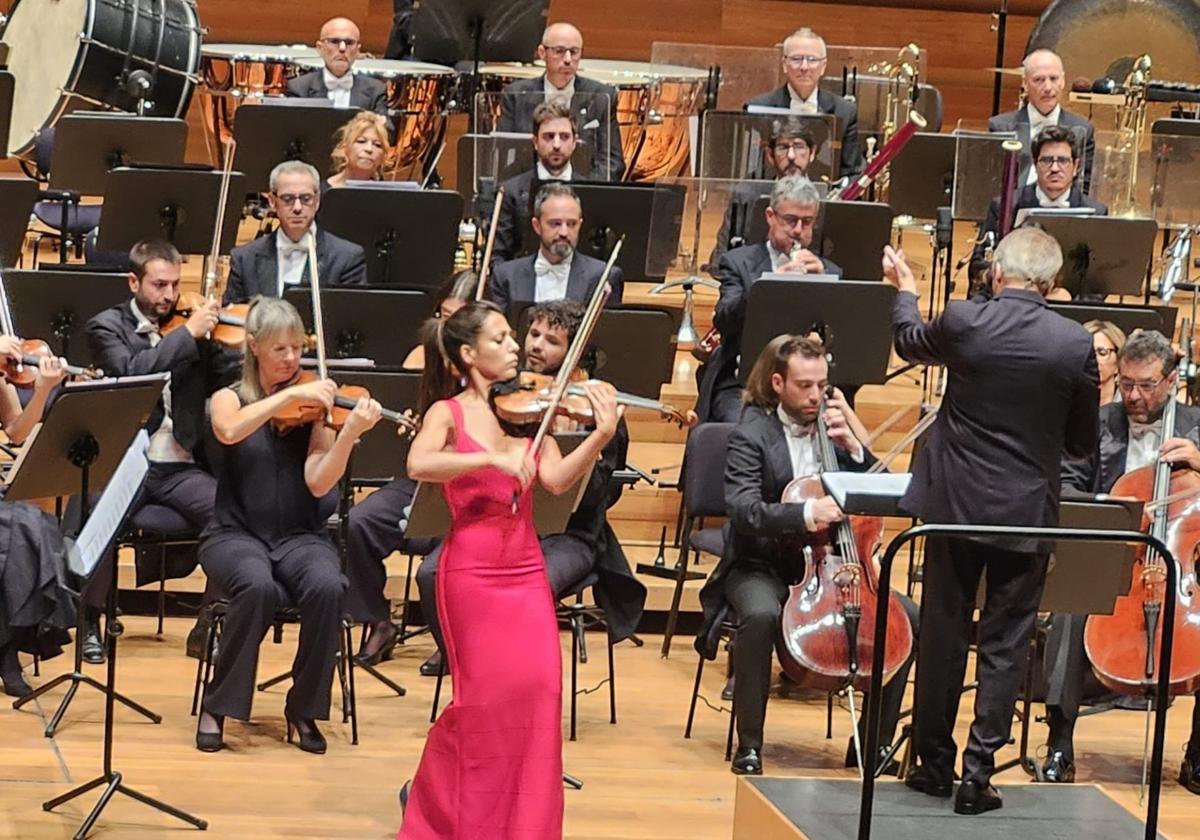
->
[[987, 66, 1025, 77]]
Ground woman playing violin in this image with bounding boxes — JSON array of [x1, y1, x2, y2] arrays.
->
[[194, 297, 382, 754], [396, 301, 618, 840]]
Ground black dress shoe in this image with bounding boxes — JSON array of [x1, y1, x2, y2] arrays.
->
[[81, 626, 105, 665], [285, 711, 327, 754], [904, 765, 953, 798], [1042, 750, 1075, 783], [1179, 748, 1200, 795], [721, 675, 735, 702], [419, 650, 445, 677], [195, 711, 225, 753], [955, 780, 1002, 815], [2, 672, 32, 699], [731, 746, 763, 776]]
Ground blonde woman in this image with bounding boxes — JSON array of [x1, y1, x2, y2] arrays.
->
[[1083, 320, 1126, 405], [326, 111, 391, 190]]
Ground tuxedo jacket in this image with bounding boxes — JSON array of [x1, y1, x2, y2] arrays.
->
[[285, 69, 390, 118], [497, 75, 625, 182], [487, 251, 624, 315], [491, 168, 540, 264], [695, 242, 842, 423], [745, 86, 862, 179], [695, 404, 876, 653], [969, 183, 1109, 283], [892, 288, 1098, 550], [1062, 401, 1200, 495], [223, 228, 368, 304], [86, 303, 239, 456], [988, 107, 1096, 193]]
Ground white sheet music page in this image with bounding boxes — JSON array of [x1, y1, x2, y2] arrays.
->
[[67, 429, 150, 577]]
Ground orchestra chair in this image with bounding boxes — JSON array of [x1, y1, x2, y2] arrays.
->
[[659, 422, 735, 658], [27, 128, 101, 266], [685, 606, 740, 761], [430, 572, 619, 743], [119, 503, 203, 636]]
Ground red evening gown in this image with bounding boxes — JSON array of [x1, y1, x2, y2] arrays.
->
[[399, 397, 564, 839]]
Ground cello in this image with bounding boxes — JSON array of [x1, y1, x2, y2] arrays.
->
[[776, 390, 914, 697]]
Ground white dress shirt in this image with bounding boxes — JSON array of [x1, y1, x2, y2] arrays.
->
[[1025, 103, 1063, 184], [130, 300, 192, 465], [543, 77, 575, 107], [776, 404, 863, 531], [323, 69, 354, 109], [1126, 419, 1162, 473], [276, 226, 315, 297], [788, 85, 821, 115], [533, 249, 573, 302], [767, 241, 800, 271], [536, 161, 574, 182], [1035, 186, 1071, 208]]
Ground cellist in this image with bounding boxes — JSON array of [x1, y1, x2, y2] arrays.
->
[[693, 334, 918, 777], [1052, 329, 1200, 794]]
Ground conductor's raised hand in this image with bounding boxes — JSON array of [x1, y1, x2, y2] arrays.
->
[[882, 245, 917, 294], [343, 396, 383, 439]]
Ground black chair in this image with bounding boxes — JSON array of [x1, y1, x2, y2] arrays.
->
[[191, 582, 360, 746], [430, 572, 618, 742], [121, 504, 201, 636], [659, 422, 735, 657], [29, 128, 101, 265], [685, 608, 739, 761]]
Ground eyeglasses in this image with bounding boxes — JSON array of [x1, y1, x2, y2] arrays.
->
[[1036, 155, 1073, 170], [320, 37, 359, 50], [275, 193, 317, 207], [773, 142, 812, 157], [1094, 346, 1116, 358], [784, 54, 826, 69], [1118, 377, 1165, 396], [543, 45, 582, 59], [778, 213, 817, 228]]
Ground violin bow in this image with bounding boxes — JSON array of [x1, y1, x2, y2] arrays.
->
[[475, 186, 506, 301], [305, 232, 332, 423], [204, 137, 238, 302]]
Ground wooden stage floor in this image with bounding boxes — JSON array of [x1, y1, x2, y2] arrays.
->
[[3, 616, 1197, 839]]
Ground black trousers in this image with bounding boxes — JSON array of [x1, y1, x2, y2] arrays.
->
[[914, 536, 1049, 786], [1043, 612, 1200, 758], [344, 477, 416, 623], [199, 533, 344, 721], [724, 565, 918, 754], [416, 532, 595, 651]]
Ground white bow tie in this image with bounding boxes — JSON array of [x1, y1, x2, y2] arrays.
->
[[279, 239, 310, 258], [326, 73, 354, 93], [135, 321, 159, 336], [535, 254, 566, 278], [783, 419, 816, 439]]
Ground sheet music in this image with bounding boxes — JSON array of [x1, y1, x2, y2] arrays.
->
[[823, 472, 912, 510], [1015, 206, 1097, 227], [66, 429, 150, 577]]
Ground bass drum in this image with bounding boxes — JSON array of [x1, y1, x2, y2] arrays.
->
[[1, 0, 201, 158], [1027, 0, 1200, 83]]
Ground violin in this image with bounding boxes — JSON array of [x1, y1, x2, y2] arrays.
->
[[1084, 366, 1200, 697], [776, 388, 914, 694], [270, 370, 418, 435], [491, 370, 687, 428], [1, 338, 101, 387], [160, 291, 249, 348]]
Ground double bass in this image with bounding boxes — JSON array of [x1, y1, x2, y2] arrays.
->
[[777, 390, 914, 695]]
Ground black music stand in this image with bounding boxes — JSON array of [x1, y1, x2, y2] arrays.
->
[[49, 115, 189, 195], [96, 168, 246, 255], [0, 70, 13, 157], [3, 270, 130, 365], [0, 178, 39, 266], [1048, 301, 1178, 338], [318, 188, 463, 289], [739, 278, 897, 386], [284, 288, 432, 367], [888, 132, 955, 220], [232, 103, 357, 192], [331, 369, 422, 484], [1031, 216, 1159, 299]]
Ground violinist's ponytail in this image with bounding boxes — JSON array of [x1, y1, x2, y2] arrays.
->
[[416, 300, 504, 417]]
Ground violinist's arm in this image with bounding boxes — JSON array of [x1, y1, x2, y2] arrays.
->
[[406, 401, 495, 482], [1, 356, 68, 445], [210, 380, 335, 446], [305, 396, 382, 497], [537, 383, 620, 495]]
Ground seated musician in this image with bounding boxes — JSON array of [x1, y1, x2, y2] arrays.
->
[[693, 334, 917, 776], [414, 299, 647, 676], [286, 17, 389, 118], [711, 117, 819, 268], [1049, 329, 1200, 793], [696, 175, 841, 425], [988, 49, 1095, 193], [490, 100, 580, 264], [86, 240, 238, 664], [497, 22, 625, 182], [325, 111, 391, 192], [969, 126, 1107, 290], [0, 339, 74, 698], [195, 297, 382, 754], [224, 162, 367, 304], [745, 28, 862, 179], [488, 183, 625, 314]]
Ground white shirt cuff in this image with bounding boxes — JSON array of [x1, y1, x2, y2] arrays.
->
[[803, 498, 817, 532]]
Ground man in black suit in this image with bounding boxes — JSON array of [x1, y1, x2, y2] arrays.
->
[[411, 300, 647, 674], [696, 175, 841, 424], [969, 126, 1107, 286], [487, 183, 624, 314], [86, 240, 239, 661], [745, 28, 862, 179], [491, 100, 579, 263], [286, 17, 389, 118], [988, 49, 1095, 193], [884, 227, 1099, 815], [496, 22, 625, 182], [223, 161, 367, 304], [1050, 329, 1200, 793]]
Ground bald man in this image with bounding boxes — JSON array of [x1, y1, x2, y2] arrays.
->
[[497, 22, 625, 181], [988, 49, 1094, 192], [286, 17, 389, 118]]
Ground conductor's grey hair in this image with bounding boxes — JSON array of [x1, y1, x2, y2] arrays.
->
[[268, 160, 321, 194], [782, 28, 827, 59], [770, 175, 822, 212], [992, 226, 1063, 295]]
